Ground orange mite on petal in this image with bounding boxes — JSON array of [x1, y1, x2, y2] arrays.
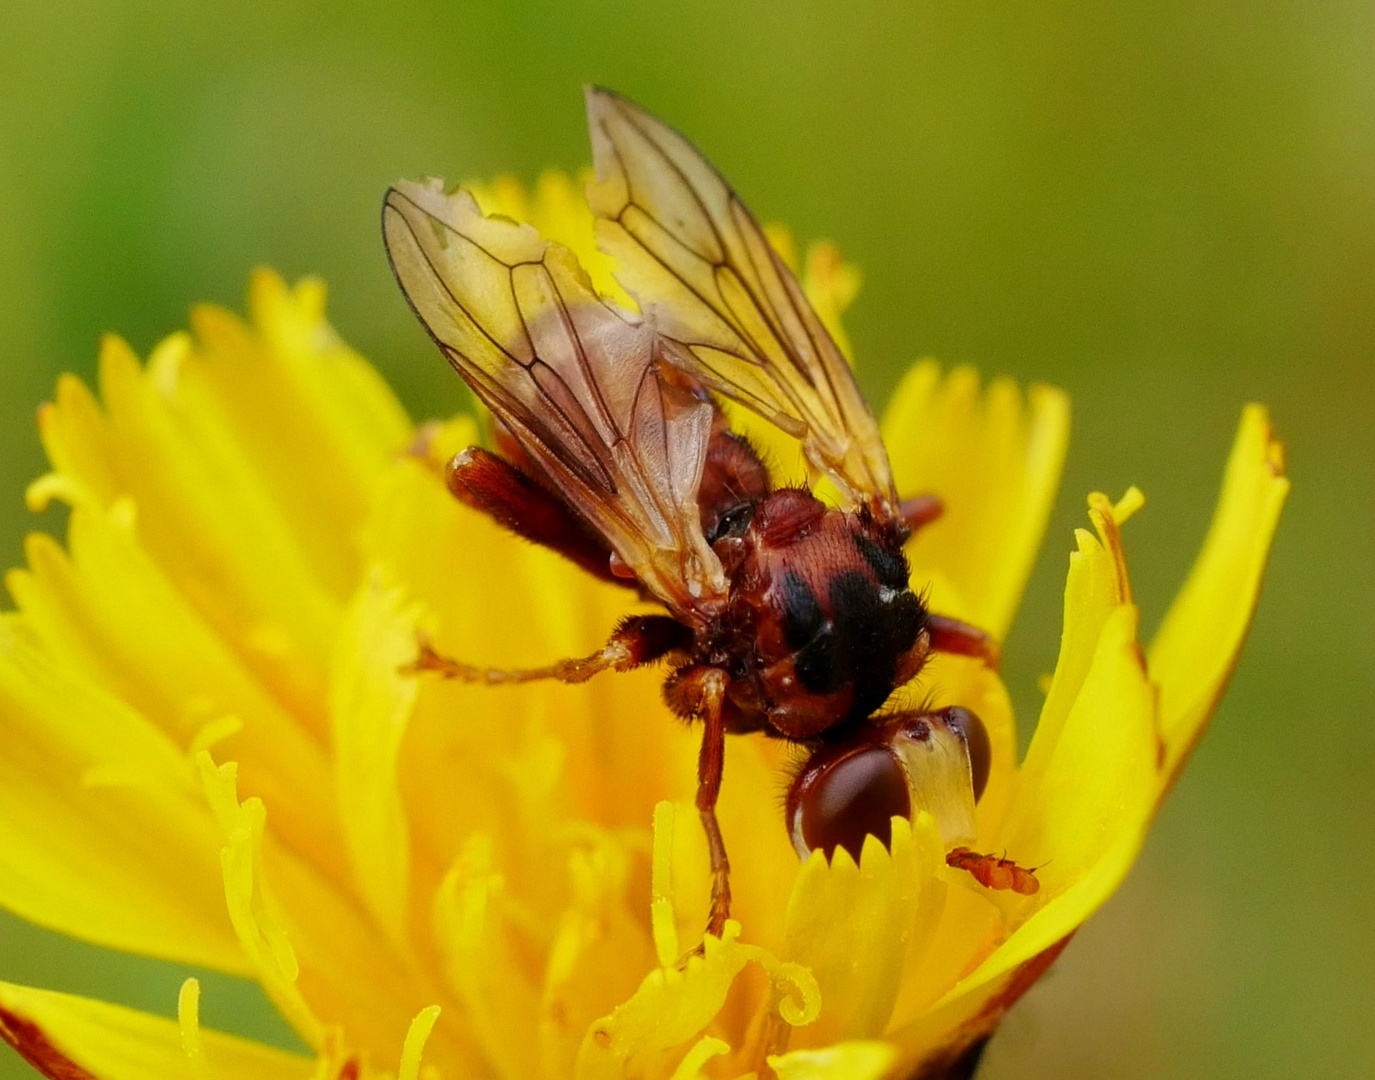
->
[[946, 847, 1041, 895]]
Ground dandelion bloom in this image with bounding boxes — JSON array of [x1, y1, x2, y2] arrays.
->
[[0, 168, 1284, 1080]]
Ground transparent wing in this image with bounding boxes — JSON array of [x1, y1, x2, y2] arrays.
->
[[584, 87, 899, 520], [383, 178, 728, 619]]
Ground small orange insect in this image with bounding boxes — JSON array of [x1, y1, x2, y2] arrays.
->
[[383, 88, 1040, 947], [946, 847, 1041, 895]]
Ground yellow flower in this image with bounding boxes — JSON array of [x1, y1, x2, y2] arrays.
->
[[0, 172, 1285, 1080]]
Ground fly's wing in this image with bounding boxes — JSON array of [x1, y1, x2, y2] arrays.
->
[[584, 87, 900, 521], [383, 178, 728, 620]]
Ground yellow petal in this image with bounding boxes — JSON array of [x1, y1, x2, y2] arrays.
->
[[909, 416, 1287, 1052], [0, 617, 245, 973], [781, 816, 943, 1046], [1149, 405, 1288, 775], [985, 491, 1160, 918], [398, 1004, 442, 1080], [190, 269, 412, 600], [1013, 496, 1140, 795], [8, 499, 347, 887], [578, 795, 817, 1080], [799, 241, 862, 363], [883, 363, 1070, 639], [197, 752, 322, 1045], [329, 570, 421, 946], [540, 827, 659, 1077], [573, 922, 818, 1080], [360, 452, 676, 892], [669, 1035, 730, 1080], [651, 802, 681, 967], [40, 332, 342, 734], [0, 979, 310, 1080], [887, 494, 1156, 1046], [997, 603, 1158, 891], [38, 268, 412, 747], [768, 1040, 897, 1080], [196, 753, 466, 1069], [664, 734, 800, 966], [431, 834, 542, 1080], [883, 935, 1072, 1076]]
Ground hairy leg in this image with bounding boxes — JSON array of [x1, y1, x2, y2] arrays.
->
[[898, 493, 944, 535], [403, 614, 691, 685], [926, 612, 1001, 670], [667, 665, 733, 947], [445, 445, 632, 588]]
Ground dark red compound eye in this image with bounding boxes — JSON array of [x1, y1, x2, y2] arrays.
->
[[789, 745, 911, 862], [940, 706, 991, 803]]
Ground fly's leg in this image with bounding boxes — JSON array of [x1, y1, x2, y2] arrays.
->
[[896, 495, 1004, 669], [403, 614, 691, 685], [898, 493, 944, 535], [665, 665, 733, 951], [401, 434, 633, 589], [697, 672, 731, 942], [926, 613, 1001, 670], [446, 446, 633, 589]]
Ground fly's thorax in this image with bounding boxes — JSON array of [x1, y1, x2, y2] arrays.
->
[[728, 489, 929, 738]]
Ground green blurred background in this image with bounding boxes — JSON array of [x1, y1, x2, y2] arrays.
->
[[1, 2, 1371, 1077]]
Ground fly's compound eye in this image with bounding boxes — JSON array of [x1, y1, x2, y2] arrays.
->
[[940, 706, 991, 803], [787, 745, 911, 863]]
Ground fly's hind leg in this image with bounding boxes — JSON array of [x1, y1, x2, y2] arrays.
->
[[404, 614, 691, 686], [446, 446, 634, 589], [664, 665, 733, 951]]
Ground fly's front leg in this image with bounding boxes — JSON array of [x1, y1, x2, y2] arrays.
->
[[697, 673, 731, 941], [666, 665, 733, 949], [897, 493, 1000, 669], [403, 614, 691, 685], [925, 613, 1001, 670], [898, 493, 944, 535]]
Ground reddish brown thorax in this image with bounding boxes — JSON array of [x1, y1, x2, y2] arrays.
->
[[710, 487, 930, 739]]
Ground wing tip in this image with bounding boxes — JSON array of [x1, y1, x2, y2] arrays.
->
[[584, 84, 628, 111], [585, 85, 656, 137], [381, 183, 407, 220]]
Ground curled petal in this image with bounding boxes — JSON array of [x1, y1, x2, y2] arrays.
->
[[574, 921, 819, 1080]]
